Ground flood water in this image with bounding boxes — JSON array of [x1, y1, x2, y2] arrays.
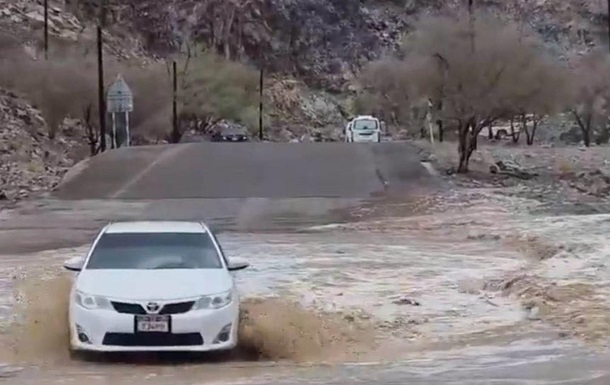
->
[[1, 189, 610, 384]]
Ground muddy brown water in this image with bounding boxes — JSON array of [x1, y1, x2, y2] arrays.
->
[[1, 191, 610, 384]]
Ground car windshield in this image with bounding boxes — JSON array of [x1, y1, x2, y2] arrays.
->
[[220, 127, 247, 135], [85, 232, 222, 270], [353, 118, 379, 130]]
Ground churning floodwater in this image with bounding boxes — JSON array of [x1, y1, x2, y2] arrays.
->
[[1, 190, 610, 384]]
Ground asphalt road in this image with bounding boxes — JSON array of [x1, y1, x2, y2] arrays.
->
[[55, 141, 435, 200], [1, 141, 439, 254]]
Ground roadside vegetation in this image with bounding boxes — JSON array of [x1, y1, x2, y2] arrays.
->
[[357, 12, 610, 172], [0, 35, 259, 154]]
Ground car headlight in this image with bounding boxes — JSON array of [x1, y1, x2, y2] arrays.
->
[[193, 290, 232, 310], [74, 290, 112, 310]]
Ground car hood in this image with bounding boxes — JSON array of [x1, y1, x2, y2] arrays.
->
[[76, 269, 233, 301]]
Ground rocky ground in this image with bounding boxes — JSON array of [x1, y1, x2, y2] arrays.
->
[[0, 89, 88, 204], [413, 139, 610, 215]]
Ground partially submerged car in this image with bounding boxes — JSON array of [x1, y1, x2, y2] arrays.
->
[[345, 115, 382, 143], [64, 221, 249, 353]]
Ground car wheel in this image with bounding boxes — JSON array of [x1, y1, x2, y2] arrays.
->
[[495, 129, 508, 140]]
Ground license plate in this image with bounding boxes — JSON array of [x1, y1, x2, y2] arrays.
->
[[231, 137, 238, 141], [135, 315, 170, 332]]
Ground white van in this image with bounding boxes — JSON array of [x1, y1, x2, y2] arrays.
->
[[345, 115, 382, 143]]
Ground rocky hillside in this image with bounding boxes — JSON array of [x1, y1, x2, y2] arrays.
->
[[1, 0, 607, 118], [0, 89, 87, 202], [3, 0, 606, 85], [48, 0, 610, 87], [0, 0, 608, 201]]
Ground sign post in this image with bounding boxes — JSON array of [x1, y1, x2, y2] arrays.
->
[[106, 74, 134, 148], [426, 99, 435, 145]]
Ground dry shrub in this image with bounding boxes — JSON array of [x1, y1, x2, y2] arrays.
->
[[0, 39, 170, 143], [360, 12, 569, 172], [266, 78, 301, 113], [557, 158, 574, 176], [0, 36, 259, 146], [177, 51, 259, 135]]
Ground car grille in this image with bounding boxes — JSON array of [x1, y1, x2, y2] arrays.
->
[[111, 301, 195, 315], [111, 302, 146, 314], [159, 301, 195, 314], [103, 332, 203, 346]]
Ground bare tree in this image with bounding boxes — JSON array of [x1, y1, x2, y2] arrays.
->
[[506, 50, 570, 145], [362, 13, 566, 172], [569, 50, 610, 147], [190, 0, 259, 61], [509, 117, 520, 143], [358, 57, 426, 129], [82, 103, 100, 156]]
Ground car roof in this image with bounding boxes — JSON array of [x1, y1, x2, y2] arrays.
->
[[104, 221, 208, 234]]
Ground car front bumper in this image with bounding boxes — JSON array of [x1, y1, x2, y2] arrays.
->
[[69, 301, 239, 352]]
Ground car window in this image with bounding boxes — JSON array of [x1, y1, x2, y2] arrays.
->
[[222, 127, 246, 135], [208, 230, 229, 267], [85, 232, 223, 270], [353, 118, 379, 130]]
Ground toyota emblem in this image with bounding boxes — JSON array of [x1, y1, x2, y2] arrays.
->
[[146, 302, 160, 313]]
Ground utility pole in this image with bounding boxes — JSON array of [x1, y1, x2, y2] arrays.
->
[[43, 0, 48, 59], [468, 0, 475, 53], [433, 53, 449, 143], [258, 63, 264, 141], [172, 60, 179, 143], [97, 0, 106, 152], [607, 0, 610, 54]]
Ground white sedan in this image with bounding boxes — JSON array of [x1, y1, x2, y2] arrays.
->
[[63, 221, 249, 353]]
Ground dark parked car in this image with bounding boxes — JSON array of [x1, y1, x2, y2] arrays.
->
[[211, 126, 249, 142]]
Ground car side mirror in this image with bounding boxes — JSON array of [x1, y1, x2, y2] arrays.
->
[[227, 257, 249, 271], [63, 256, 85, 272]]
